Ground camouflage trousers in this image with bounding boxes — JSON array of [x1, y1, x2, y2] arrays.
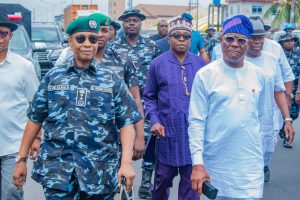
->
[[43, 171, 115, 200], [142, 120, 155, 171]]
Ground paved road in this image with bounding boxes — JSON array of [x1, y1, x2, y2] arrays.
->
[[24, 118, 300, 200]]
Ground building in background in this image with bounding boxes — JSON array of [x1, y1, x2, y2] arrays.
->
[[224, 0, 274, 24], [109, 0, 125, 20], [64, 4, 98, 29], [133, 4, 196, 30]]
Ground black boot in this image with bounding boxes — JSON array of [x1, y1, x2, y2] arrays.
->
[[264, 166, 270, 182], [283, 136, 293, 148], [138, 169, 153, 199]]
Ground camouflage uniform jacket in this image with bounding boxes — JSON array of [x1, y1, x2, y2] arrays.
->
[[107, 35, 160, 101], [284, 47, 300, 119], [284, 47, 300, 92], [102, 46, 139, 88], [28, 59, 142, 194]]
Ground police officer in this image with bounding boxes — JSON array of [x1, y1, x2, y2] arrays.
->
[[278, 33, 300, 148], [107, 8, 160, 199], [13, 16, 142, 199]]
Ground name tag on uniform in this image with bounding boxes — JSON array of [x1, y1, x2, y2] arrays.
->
[[48, 84, 70, 91], [90, 86, 112, 94], [76, 88, 88, 107]]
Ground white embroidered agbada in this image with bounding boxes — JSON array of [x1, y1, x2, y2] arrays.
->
[[188, 59, 274, 198]]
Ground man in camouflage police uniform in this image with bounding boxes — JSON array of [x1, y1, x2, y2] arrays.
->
[[279, 33, 300, 148], [13, 16, 142, 199], [107, 9, 160, 199]]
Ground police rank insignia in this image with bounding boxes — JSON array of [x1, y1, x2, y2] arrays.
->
[[89, 19, 97, 29], [76, 88, 88, 107]]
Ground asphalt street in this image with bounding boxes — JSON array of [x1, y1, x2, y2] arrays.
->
[[24, 117, 300, 200]]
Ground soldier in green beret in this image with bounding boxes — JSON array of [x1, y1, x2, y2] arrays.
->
[[13, 16, 141, 199]]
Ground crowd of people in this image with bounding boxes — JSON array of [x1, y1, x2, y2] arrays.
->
[[0, 7, 299, 200]]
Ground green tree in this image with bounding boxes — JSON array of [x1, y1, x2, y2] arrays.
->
[[264, 0, 300, 27]]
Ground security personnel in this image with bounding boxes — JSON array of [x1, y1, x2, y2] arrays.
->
[[13, 16, 142, 199], [107, 8, 160, 199], [278, 33, 300, 148]]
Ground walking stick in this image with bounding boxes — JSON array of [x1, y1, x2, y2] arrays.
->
[[152, 136, 159, 200]]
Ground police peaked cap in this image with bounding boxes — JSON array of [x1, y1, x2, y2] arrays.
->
[[89, 13, 112, 26], [66, 16, 100, 36]]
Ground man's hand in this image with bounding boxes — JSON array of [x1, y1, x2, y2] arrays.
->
[[286, 96, 292, 109], [284, 121, 295, 145], [132, 135, 145, 160], [29, 139, 41, 160], [191, 164, 210, 195], [296, 93, 300, 105], [13, 162, 27, 190], [118, 163, 136, 192], [150, 123, 165, 138]]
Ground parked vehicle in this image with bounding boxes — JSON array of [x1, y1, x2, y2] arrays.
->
[[271, 30, 300, 41], [32, 23, 64, 77], [9, 24, 42, 80]]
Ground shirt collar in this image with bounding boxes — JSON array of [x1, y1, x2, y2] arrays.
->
[[167, 50, 193, 65], [0, 50, 13, 65], [66, 58, 98, 74], [121, 34, 145, 47]]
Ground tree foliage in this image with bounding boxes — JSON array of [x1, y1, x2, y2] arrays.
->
[[264, 0, 300, 27]]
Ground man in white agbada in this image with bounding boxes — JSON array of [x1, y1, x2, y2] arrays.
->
[[245, 17, 295, 183], [189, 15, 276, 200]]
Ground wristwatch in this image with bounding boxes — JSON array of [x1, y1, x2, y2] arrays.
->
[[286, 93, 295, 99], [284, 117, 293, 123], [15, 154, 28, 163]]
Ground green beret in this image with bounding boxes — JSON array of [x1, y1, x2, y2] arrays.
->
[[89, 13, 112, 26], [66, 16, 100, 35]]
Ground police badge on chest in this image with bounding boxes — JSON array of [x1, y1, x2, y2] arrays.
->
[[76, 88, 88, 107]]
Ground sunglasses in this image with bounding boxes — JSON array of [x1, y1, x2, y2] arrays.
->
[[224, 36, 248, 45], [170, 33, 192, 40], [73, 34, 99, 44], [0, 31, 9, 38]]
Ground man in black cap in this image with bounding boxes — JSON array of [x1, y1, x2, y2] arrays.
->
[[107, 8, 160, 199], [0, 11, 40, 199], [245, 17, 294, 183], [278, 33, 300, 148]]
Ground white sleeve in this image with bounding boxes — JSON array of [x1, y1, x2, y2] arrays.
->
[[274, 60, 286, 91], [188, 73, 209, 165], [24, 62, 40, 102]]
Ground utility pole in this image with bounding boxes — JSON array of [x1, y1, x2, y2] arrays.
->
[[188, 0, 199, 31], [128, 0, 133, 9]]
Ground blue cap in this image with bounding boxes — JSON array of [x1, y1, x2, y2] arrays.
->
[[284, 23, 294, 31], [118, 9, 146, 21], [222, 15, 253, 39], [181, 12, 193, 22]]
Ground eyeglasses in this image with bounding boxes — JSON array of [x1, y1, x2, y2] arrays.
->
[[0, 31, 9, 38], [170, 33, 192, 40], [224, 36, 248, 45], [73, 34, 99, 44]]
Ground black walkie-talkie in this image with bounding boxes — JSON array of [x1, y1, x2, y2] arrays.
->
[[202, 181, 218, 199]]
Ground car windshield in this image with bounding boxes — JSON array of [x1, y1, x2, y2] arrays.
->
[[32, 27, 60, 42], [9, 27, 29, 51]]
